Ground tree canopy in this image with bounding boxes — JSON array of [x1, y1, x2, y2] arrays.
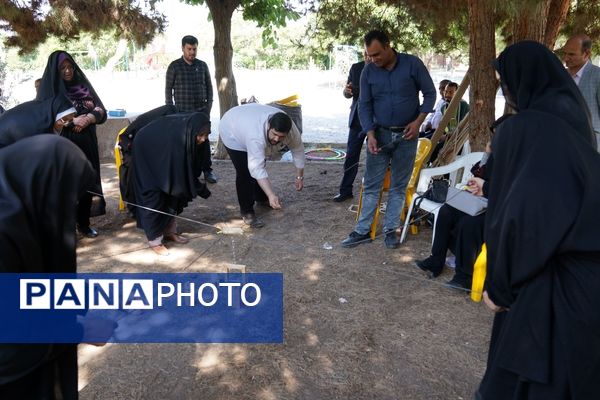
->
[[0, 0, 165, 53]]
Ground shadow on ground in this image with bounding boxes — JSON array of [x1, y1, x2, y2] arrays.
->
[[76, 159, 492, 400]]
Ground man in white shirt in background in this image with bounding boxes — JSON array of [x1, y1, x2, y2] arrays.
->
[[219, 103, 305, 228]]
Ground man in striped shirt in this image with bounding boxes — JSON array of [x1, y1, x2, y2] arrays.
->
[[165, 35, 218, 183]]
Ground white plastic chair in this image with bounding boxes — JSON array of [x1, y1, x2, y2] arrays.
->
[[400, 152, 485, 244]]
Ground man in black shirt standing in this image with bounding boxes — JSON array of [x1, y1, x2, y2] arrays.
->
[[165, 35, 218, 183]]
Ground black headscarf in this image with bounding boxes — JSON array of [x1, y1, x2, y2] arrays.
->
[[0, 136, 93, 397], [36, 50, 107, 217], [480, 41, 600, 397], [0, 135, 94, 273], [132, 112, 210, 239], [36, 51, 105, 122], [0, 95, 74, 148], [120, 105, 178, 156]]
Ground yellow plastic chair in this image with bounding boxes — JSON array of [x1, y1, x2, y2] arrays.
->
[[115, 127, 127, 211], [401, 138, 432, 235], [470, 244, 487, 302], [356, 138, 432, 240]]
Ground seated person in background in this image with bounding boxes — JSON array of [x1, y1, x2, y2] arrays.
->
[[428, 81, 470, 163], [132, 112, 212, 256], [415, 146, 491, 290], [415, 116, 509, 290], [440, 82, 470, 132], [419, 79, 450, 137]]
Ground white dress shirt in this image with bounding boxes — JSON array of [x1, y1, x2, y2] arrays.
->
[[420, 98, 445, 131], [572, 60, 590, 86], [219, 103, 305, 180]]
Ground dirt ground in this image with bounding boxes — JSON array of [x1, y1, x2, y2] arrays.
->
[[76, 159, 492, 400]]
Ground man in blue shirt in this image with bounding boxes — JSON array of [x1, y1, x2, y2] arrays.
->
[[342, 30, 435, 249]]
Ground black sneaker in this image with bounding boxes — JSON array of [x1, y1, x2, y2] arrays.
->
[[384, 231, 399, 249], [78, 225, 98, 238], [204, 170, 218, 184], [415, 258, 443, 278], [341, 231, 372, 248], [333, 193, 353, 202], [242, 213, 264, 228]]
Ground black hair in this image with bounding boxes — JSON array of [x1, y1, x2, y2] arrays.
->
[[446, 82, 459, 90], [268, 112, 292, 133], [364, 30, 390, 47], [182, 35, 198, 47], [439, 79, 451, 89], [582, 37, 592, 53]]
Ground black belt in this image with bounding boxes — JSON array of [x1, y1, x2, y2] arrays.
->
[[379, 125, 405, 133]]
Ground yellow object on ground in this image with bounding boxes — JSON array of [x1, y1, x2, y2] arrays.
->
[[403, 138, 432, 235], [470, 244, 487, 302], [115, 127, 127, 211], [274, 94, 299, 105]]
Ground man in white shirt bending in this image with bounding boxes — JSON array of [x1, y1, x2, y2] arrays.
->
[[219, 103, 305, 228]]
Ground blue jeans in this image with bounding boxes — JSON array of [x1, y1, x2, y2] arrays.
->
[[355, 128, 417, 235]]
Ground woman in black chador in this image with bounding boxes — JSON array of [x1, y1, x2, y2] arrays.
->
[[0, 93, 76, 148], [477, 41, 600, 399], [0, 135, 95, 399], [117, 104, 177, 215], [132, 112, 211, 256], [37, 50, 107, 238]]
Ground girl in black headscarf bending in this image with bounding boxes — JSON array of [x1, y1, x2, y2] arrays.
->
[[477, 41, 600, 400], [0, 135, 95, 399], [132, 112, 211, 256], [37, 50, 107, 238], [117, 104, 177, 215]]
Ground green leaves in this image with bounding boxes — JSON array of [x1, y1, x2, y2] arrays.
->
[[0, 0, 166, 53]]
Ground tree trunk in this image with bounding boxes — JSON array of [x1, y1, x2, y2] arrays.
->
[[544, 0, 570, 48], [103, 39, 128, 73], [206, 0, 239, 159], [511, 0, 551, 44], [467, 0, 496, 152]]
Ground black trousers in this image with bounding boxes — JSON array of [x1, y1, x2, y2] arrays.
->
[[429, 204, 485, 283], [225, 146, 268, 215], [0, 345, 77, 400], [339, 124, 366, 196], [200, 139, 213, 173]]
